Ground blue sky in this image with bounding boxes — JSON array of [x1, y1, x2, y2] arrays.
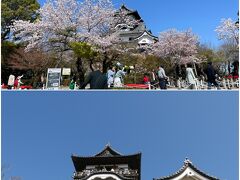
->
[[2, 92, 239, 180], [38, 0, 239, 48]]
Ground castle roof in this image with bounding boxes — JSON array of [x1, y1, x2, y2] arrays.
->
[[94, 145, 123, 157], [119, 4, 142, 21], [133, 30, 158, 41], [71, 145, 141, 177], [154, 159, 219, 180]]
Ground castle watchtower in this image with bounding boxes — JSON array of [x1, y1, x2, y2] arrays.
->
[[114, 5, 157, 46], [71, 145, 141, 180]]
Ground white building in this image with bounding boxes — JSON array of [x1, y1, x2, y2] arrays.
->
[[71, 146, 219, 180], [114, 5, 158, 47], [154, 159, 219, 180]]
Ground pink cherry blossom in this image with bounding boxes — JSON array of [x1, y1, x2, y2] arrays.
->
[[152, 29, 201, 64], [215, 18, 239, 46]]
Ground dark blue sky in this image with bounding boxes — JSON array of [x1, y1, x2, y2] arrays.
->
[[38, 0, 239, 47], [2, 92, 239, 180]]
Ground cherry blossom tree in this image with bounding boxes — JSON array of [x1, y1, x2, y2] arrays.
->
[[11, 0, 143, 85], [71, 0, 117, 81], [12, 0, 80, 52], [215, 18, 239, 46], [79, 0, 114, 33], [80, 3, 142, 73], [12, 0, 116, 56], [11, 0, 140, 59], [11, 0, 119, 84], [215, 18, 239, 76], [152, 29, 201, 65]]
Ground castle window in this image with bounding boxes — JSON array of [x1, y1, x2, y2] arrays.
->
[[115, 24, 131, 31]]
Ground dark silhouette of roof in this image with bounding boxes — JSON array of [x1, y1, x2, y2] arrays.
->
[[119, 4, 142, 21]]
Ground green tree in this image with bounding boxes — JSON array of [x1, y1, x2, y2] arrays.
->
[[1, 41, 20, 83], [216, 41, 239, 75], [70, 42, 98, 85], [197, 44, 221, 63], [1, 0, 40, 41], [1, 0, 40, 82]]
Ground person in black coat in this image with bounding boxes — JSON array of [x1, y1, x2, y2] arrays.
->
[[80, 63, 108, 89], [205, 62, 219, 89]]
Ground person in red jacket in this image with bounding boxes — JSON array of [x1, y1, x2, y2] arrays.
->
[[14, 75, 24, 89], [143, 73, 150, 85]]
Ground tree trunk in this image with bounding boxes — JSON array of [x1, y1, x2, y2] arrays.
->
[[89, 59, 94, 72], [76, 57, 85, 86], [228, 60, 231, 75], [102, 53, 108, 74], [102, 59, 107, 74], [55, 52, 63, 68], [31, 69, 46, 89]]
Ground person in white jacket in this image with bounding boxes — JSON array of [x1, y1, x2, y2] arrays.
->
[[186, 63, 197, 89], [7, 74, 15, 89], [114, 68, 127, 88], [107, 66, 116, 88]]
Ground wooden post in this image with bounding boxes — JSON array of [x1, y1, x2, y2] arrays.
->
[[148, 83, 151, 90], [222, 78, 227, 89], [230, 78, 234, 88], [227, 79, 231, 89]]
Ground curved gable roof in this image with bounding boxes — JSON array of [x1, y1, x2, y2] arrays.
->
[[134, 31, 158, 41], [154, 159, 219, 180], [95, 145, 123, 157]]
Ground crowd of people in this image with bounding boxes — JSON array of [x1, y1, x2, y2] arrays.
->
[[77, 61, 227, 90], [4, 74, 24, 89], [135, 61, 238, 90], [79, 63, 131, 89], [166, 62, 221, 90], [2, 61, 238, 90], [2, 73, 45, 90]]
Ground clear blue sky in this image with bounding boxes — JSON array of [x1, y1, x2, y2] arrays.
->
[[2, 92, 239, 180], [38, 0, 239, 48]]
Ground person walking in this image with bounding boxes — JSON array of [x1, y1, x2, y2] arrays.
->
[[114, 67, 127, 88], [7, 74, 15, 89], [205, 62, 220, 89], [186, 63, 197, 89], [158, 65, 168, 89], [150, 69, 158, 88], [107, 66, 116, 88], [80, 63, 108, 89]]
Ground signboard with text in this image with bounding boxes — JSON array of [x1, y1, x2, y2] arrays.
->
[[62, 68, 71, 76], [46, 68, 62, 89]]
